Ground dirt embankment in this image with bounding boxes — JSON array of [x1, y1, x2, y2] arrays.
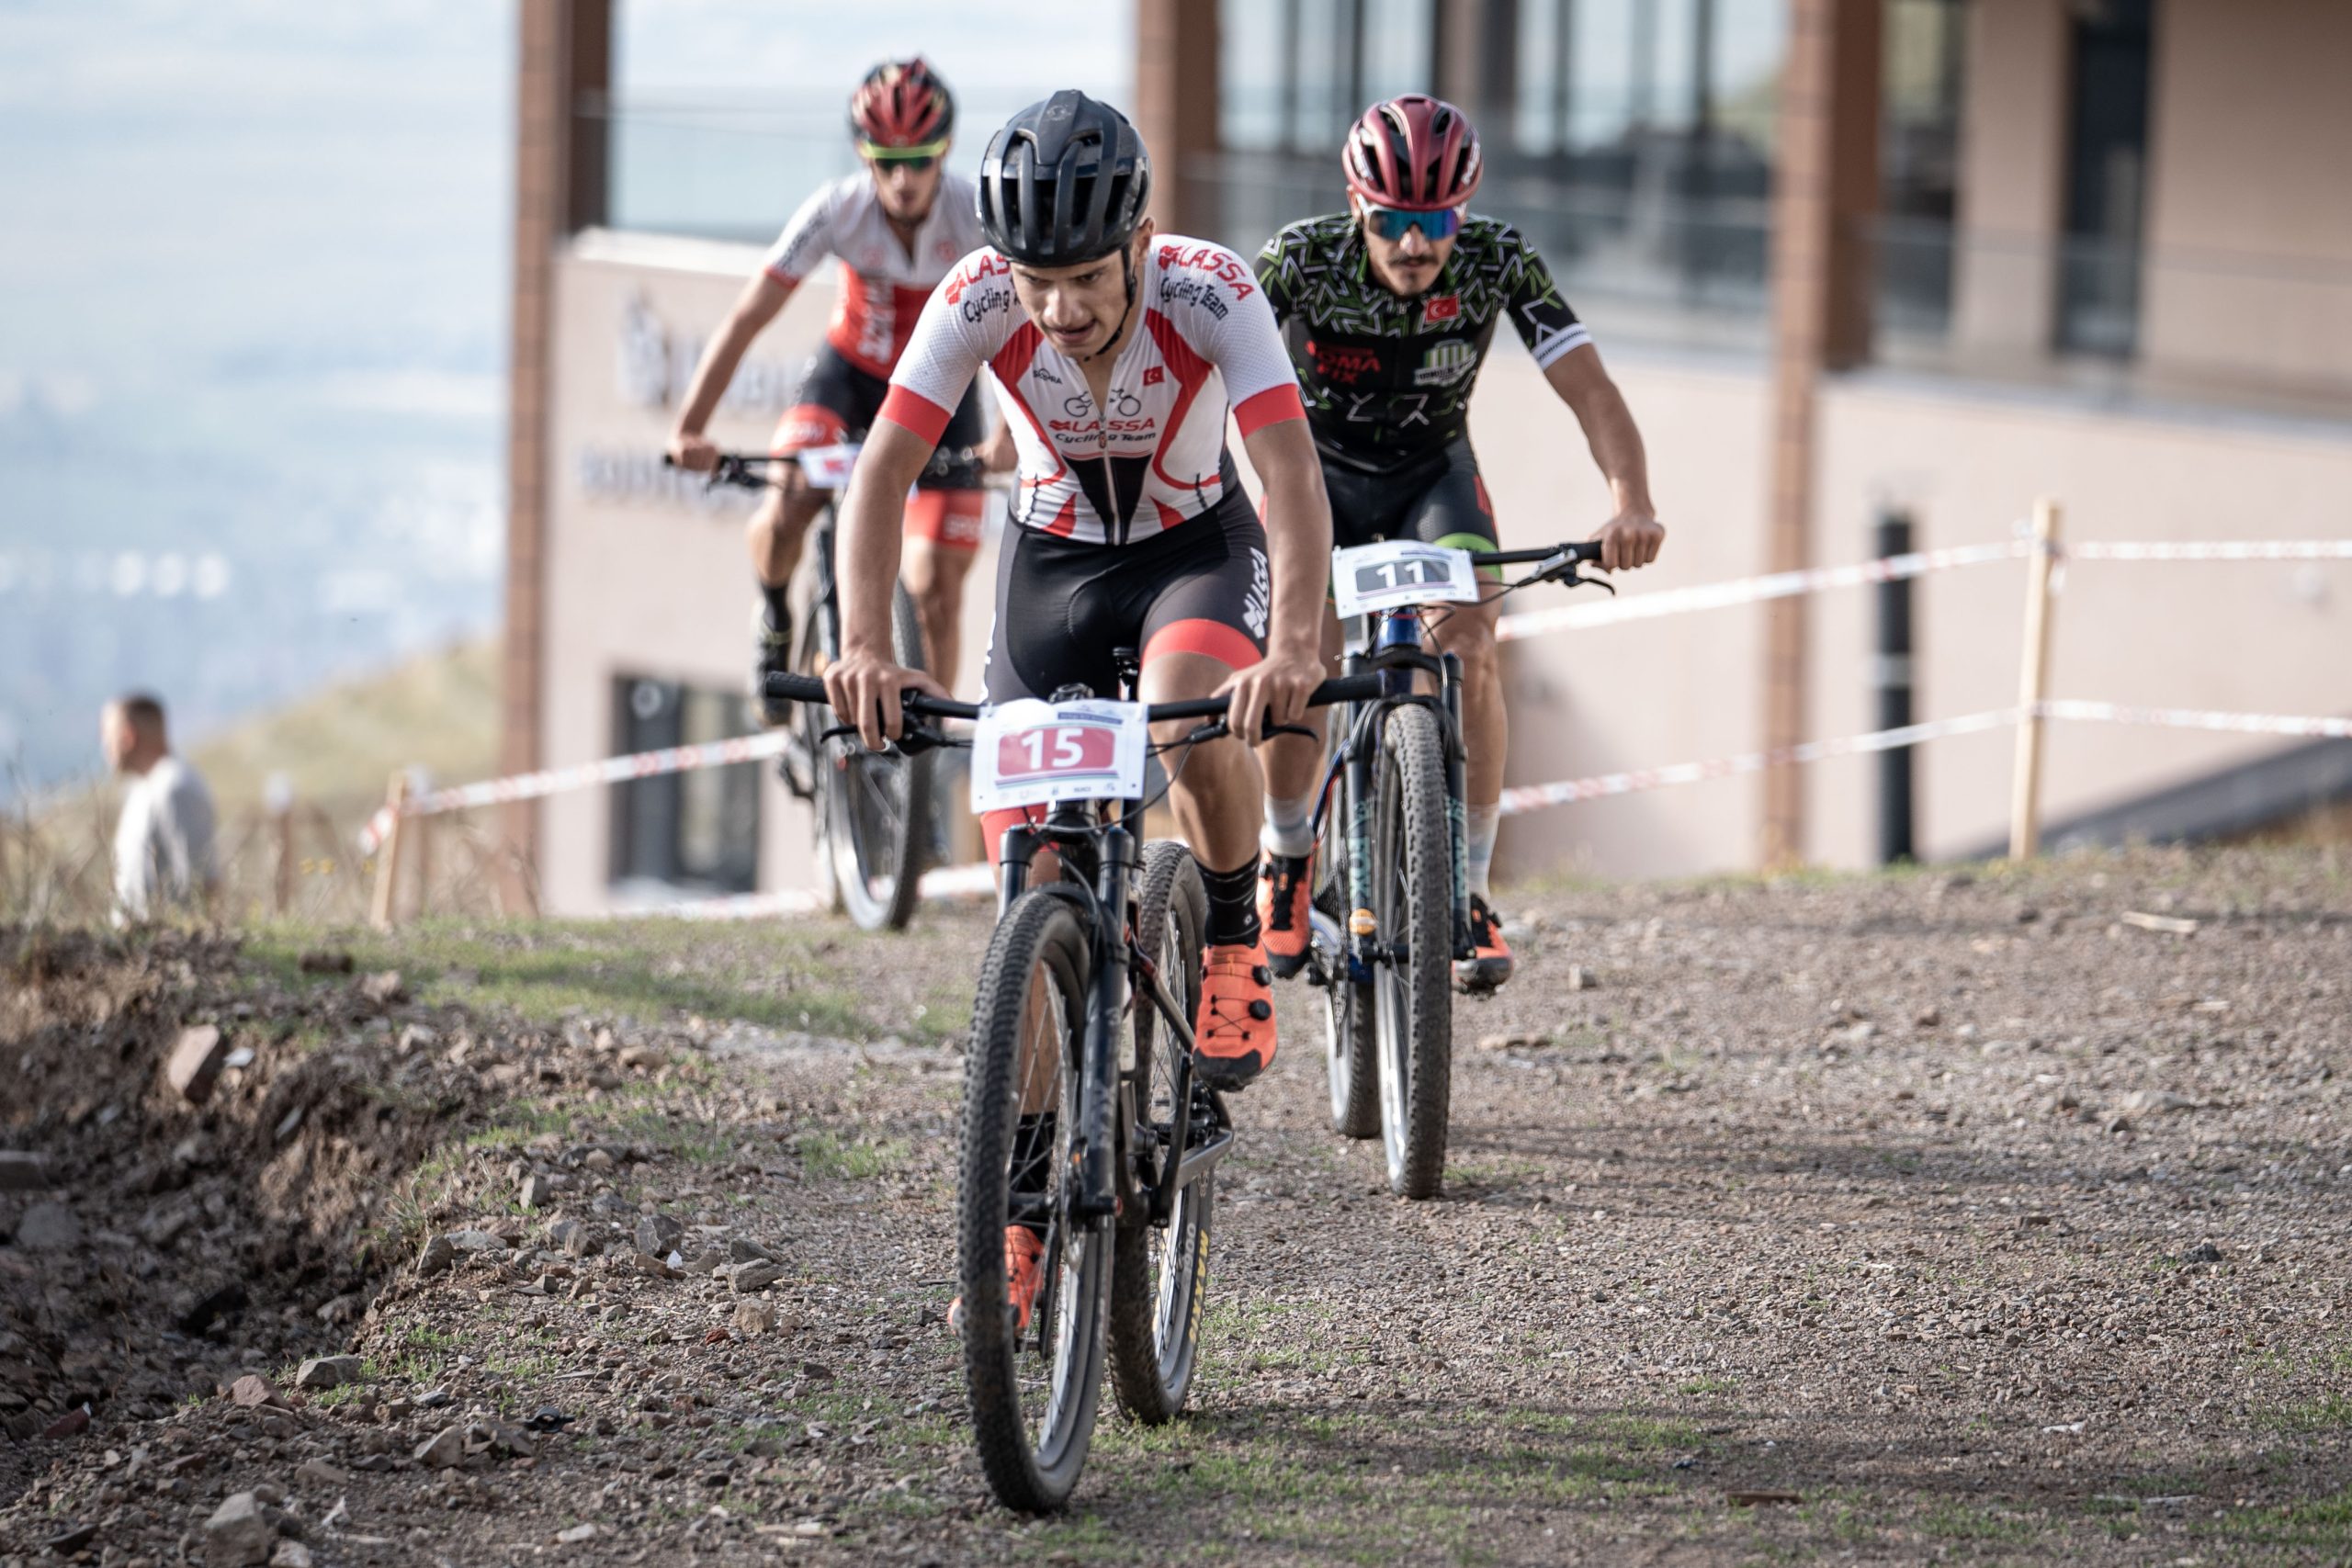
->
[[3, 848, 2350, 1566]]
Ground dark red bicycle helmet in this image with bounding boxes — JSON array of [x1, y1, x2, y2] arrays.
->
[[850, 58, 955, 150], [1341, 94, 1481, 210]]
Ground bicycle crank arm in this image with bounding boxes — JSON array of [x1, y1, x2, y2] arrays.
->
[[1169, 1122, 1236, 1192]]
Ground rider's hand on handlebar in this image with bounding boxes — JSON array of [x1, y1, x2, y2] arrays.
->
[[1215, 645, 1325, 746], [667, 431, 719, 474], [823, 646, 948, 752], [1591, 510, 1666, 573]]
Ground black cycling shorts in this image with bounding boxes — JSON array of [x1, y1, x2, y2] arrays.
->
[[1319, 434, 1498, 558], [982, 487, 1271, 706], [772, 343, 988, 493]]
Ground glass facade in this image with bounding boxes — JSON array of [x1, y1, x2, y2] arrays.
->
[[608, 677, 761, 896], [1214, 0, 1788, 351]]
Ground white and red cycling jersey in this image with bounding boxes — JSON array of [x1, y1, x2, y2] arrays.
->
[[763, 172, 987, 378], [879, 234, 1306, 547]]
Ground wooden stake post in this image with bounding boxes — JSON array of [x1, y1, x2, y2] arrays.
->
[[2007, 498, 2064, 859], [369, 772, 411, 930]]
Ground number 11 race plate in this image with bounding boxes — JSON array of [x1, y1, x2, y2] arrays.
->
[[969, 699, 1151, 812], [1330, 540, 1480, 617]]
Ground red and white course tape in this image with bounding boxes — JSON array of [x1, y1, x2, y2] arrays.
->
[[2064, 540, 2352, 563], [2040, 699, 2352, 740], [1498, 708, 2025, 815], [1493, 540, 2030, 642]]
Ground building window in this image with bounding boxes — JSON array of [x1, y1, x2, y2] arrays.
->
[[1214, 0, 1786, 345], [608, 677, 760, 895], [2056, 0, 2154, 358], [1877, 0, 1968, 337]]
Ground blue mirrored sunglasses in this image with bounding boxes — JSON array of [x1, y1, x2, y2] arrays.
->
[[1363, 204, 1464, 243]]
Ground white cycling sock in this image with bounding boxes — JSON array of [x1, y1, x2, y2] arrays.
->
[[1261, 791, 1317, 860], [1465, 803, 1502, 904]]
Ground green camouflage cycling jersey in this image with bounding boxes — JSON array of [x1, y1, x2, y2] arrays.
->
[[1255, 212, 1591, 475]]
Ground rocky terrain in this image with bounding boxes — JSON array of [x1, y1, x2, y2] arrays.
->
[[3, 845, 2349, 1564]]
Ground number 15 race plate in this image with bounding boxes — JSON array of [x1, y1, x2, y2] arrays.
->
[[1330, 540, 1480, 617], [969, 699, 1151, 812]]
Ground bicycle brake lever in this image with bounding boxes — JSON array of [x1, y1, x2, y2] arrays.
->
[[1261, 722, 1317, 743]]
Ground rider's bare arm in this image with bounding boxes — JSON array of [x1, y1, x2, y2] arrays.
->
[[666, 271, 797, 468], [1544, 344, 1663, 573], [824, 418, 947, 748], [1221, 416, 1334, 743]]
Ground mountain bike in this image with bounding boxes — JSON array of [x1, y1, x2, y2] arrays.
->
[[768, 661, 1375, 1511], [684, 447, 964, 931], [1306, 537, 1610, 1198]]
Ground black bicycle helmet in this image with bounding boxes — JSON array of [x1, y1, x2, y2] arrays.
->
[[977, 90, 1152, 266]]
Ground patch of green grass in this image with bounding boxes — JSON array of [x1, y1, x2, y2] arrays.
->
[[2208, 1485, 2352, 1549], [2256, 1392, 2352, 1432], [243, 914, 956, 1040], [1918, 1502, 2038, 1541], [794, 1130, 910, 1179], [1679, 1374, 1739, 1397]]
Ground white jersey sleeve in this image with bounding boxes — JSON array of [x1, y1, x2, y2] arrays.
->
[[761, 183, 839, 286], [877, 249, 1018, 444], [1148, 240, 1304, 434]]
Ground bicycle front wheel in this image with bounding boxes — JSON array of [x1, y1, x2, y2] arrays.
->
[[959, 890, 1110, 1512], [820, 581, 934, 931], [1372, 704, 1454, 1199], [1321, 787, 1380, 1141], [1109, 841, 1214, 1423]]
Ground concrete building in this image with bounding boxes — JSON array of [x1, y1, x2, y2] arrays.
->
[[502, 0, 2349, 913]]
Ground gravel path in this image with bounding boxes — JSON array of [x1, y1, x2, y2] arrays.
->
[[5, 847, 2348, 1565]]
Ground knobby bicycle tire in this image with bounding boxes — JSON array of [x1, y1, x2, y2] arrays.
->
[[958, 891, 1109, 1512], [1374, 703, 1454, 1199], [823, 581, 934, 931], [1109, 842, 1214, 1423]]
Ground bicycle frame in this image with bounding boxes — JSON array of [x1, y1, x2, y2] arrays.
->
[[1316, 607, 1474, 981], [993, 786, 1232, 1235]]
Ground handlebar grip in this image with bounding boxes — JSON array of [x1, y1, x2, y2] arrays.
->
[[763, 671, 828, 704], [1473, 539, 1608, 567], [1308, 672, 1383, 706], [904, 692, 983, 722]]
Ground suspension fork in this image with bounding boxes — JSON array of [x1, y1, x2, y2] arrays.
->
[[1441, 649, 1471, 960], [1343, 649, 1376, 973], [1071, 822, 1136, 1223]]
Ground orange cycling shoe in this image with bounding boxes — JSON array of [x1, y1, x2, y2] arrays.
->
[[947, 1224, 1046, 1337], [1193, 942, 1277, 1090], [1454, 896, 1515, 994], [1256, 853, 1315, 979]]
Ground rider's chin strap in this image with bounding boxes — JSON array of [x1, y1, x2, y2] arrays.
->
[[1080, 246, 1139, 364]]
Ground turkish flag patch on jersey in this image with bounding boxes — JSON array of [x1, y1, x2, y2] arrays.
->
[[1423, 294, 1462, 323], [1143, 366, 1165, 386]]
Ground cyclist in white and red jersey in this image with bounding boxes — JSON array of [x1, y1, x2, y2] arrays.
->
[[826, 92, 1331, 1096], [669, 59, 1000, 720]]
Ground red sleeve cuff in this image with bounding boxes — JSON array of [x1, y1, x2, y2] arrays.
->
[[1233, 383, 1306, 437], [878, 385, 953, 446], [763, 264, 801, 287]]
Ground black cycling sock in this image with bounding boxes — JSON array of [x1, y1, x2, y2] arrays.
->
[[759, 582, 793, 636], [1199, 854, 1261, 949]]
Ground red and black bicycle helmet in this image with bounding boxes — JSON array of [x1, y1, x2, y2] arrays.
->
[[850, 58, 955, 151], [1341, 94, 1482, 210]]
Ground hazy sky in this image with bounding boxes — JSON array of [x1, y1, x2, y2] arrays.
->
[[0, 1, 1129, 795]]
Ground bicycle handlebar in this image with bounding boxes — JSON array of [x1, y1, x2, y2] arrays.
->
[[1468, 539, 1606, 569], [762, 671, 1382, 722]]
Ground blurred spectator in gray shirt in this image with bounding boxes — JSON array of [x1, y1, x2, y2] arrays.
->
[[104, 693, 217, 921]]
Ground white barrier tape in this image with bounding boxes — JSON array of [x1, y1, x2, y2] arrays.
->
[[2039, 699, 2352, 740], [2064, 540, 2352, 563], [1498, 708, 2023, 815], [620, 862, 1000, 922], [1493, 541, 2027, 641], [358, 729, 799, 853]]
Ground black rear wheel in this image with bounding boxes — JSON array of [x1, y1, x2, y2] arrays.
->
[[820, 581, 933, 931], [959, 891, 1107, 1511], [1109, 842, 1214, 1423], [1372, 704, 1453, 1199]]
